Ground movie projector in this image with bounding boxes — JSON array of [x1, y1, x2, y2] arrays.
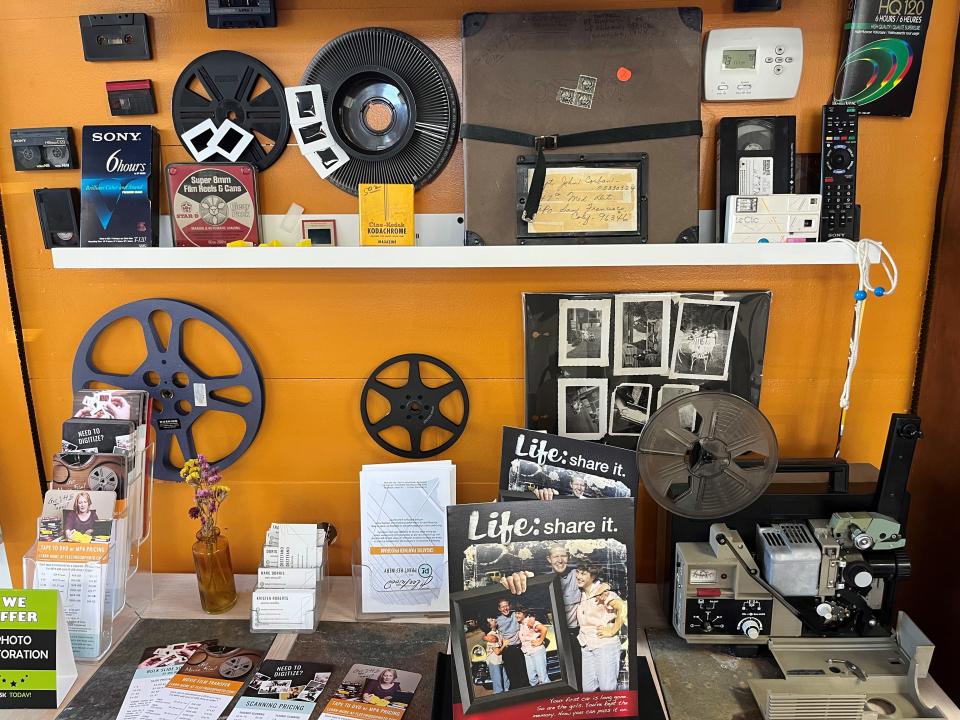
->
[[636, 392, 944, 719]]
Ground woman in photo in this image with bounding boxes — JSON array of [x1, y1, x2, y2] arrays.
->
[[361, 668, 401, 704], [516, 608, 549, 686], [575, 565, 627, 692], [64, 491, 99, 540], [482, 617, 510, 694]]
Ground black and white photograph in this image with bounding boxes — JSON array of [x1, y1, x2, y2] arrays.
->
[[507, 459, 632, 500], [499, 427, 637, 501], [613, 294, 670, 375], [558, 298, 611, 367], [657, 384, 700, 431], [608, 383, 653, 436], [557, 379, 608, 440], [669, 298, 740, 381]]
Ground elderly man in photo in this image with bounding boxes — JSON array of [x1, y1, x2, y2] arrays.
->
[[494, 598, 529, 689], [499, 545, 589, 680], [534, 474, 586, 501]]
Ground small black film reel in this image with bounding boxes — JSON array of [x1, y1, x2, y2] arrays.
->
[[360, 353, 469, 459]]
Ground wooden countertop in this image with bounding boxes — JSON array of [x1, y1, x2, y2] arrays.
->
[[14, 574, 956, 720]]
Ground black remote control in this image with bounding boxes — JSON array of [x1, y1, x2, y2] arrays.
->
[[820, 104, 858, 240]]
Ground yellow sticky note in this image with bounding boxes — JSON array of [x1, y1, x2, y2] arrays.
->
[[359, 183, 415, 246]]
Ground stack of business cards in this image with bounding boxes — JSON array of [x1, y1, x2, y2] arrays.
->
[[251, 523, 327, 633]]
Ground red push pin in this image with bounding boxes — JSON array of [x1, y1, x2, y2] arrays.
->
[[617, 66, 633, 82]]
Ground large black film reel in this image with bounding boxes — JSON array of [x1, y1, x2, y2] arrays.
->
[[637, 392, 778, 519], [173, 50, 290, 171], [73, 299, 265, 481], [301, 27, 459, 194]]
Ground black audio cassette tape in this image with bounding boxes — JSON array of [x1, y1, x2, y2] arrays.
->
[[205, 0, 276, 28], [715, 116, 795, 241], [11, 127, 76, 171]]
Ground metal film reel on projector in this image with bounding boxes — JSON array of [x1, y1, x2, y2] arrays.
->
[[360, 353, 469, 459], [173, 50, 290, 171], [73, 299, 265, 481], [301, 27, 460, 194], [637, 392, 778, 519]]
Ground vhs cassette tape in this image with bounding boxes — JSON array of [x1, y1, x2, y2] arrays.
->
[[725, 193, 821, 243], [716, 116, 795, 241], [80, 125, 160, 247], [10, 127, 76, 171]]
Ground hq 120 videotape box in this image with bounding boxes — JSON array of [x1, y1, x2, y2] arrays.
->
[[80, 125, 160, 247]]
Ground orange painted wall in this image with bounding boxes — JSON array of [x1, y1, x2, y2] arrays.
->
[[0, 1, 956, 584]]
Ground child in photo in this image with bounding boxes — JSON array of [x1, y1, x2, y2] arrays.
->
[[482, 617, 509, 694], [575, 565, 626, 692], [516, 607, 549, 686]]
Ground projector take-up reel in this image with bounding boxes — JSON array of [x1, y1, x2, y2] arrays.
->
[[637, 391, 778, 520]]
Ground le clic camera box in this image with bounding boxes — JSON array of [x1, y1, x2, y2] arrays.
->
[[80, 125, 160, 247]]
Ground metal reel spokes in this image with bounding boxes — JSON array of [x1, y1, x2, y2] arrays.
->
[[360, 353, 469, 459], [637, 391, 778, 519], [73, 299, 264, 481]]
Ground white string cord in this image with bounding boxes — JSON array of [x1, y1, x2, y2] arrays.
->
[[826, 238, 899, 455]]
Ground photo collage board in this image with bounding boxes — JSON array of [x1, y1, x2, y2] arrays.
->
[[522, 291, 772, 447]]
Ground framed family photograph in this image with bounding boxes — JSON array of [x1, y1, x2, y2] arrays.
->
[[608, 383, 653, 436], [447, 498, 637, 720], [450, 576, 578, 715], [558, 298, 611, 367], [669, 298, 740, 381], [557, 378, 608, 440], [613, 294, 669, 375]]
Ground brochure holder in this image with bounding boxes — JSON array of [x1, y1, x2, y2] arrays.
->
[[24, 444, 155, 662], [23, 537, 115, 662], [351, 538, 448, 620]]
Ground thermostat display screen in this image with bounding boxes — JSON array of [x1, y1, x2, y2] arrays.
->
[[722, 49, 756, 70]]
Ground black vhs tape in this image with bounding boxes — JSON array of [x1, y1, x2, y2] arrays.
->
[[715, 116, 795, 242], [80, 125, 160, 247], [10, 127, 76, 171]]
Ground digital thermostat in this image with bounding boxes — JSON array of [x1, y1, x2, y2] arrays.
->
[[704, 27, 803, 101]]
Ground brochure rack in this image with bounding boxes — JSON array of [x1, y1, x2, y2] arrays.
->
[[350, 539, 448, 621], [24, 444, 155, 662]]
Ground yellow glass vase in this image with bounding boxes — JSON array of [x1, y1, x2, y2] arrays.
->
[[192, 529, 238, 614]]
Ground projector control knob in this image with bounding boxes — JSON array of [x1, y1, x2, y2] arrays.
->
[[739, 617, 762, 640]]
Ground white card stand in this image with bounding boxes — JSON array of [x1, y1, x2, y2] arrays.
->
[[250, 523, 332, 633]]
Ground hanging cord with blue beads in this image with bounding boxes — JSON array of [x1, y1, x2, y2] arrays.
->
[[827, 238, 899, 457]]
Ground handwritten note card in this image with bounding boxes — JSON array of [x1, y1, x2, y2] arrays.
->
[[526, 167, 638, 234]]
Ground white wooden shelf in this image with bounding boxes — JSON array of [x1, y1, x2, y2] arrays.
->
[[51, 242, 877, 270]]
